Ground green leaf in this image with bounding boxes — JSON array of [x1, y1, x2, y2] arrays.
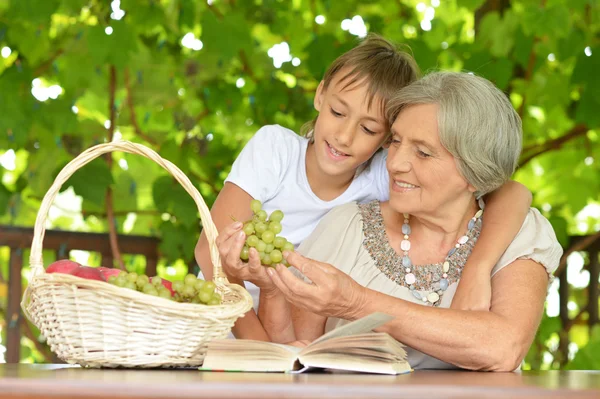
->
[[200, 12, 253, 61], [548, 216, 570, 248], [152, 175, 198, 227], [457, 0, 487, 11], [63, 159, 114, 206], [477, 11, 518, 58], [7, 0, 59, 25], [0, 182, 11, 215]]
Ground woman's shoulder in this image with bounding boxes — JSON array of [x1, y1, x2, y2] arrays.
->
[[297, 202, 363, 254]]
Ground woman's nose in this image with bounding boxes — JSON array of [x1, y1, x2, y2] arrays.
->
[[387, 148, 412, 173]]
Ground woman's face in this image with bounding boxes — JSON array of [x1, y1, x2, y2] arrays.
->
[[386, 103, 475, 217]]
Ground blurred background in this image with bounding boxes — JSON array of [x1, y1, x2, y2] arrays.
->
[[0, 0, 598, 369]]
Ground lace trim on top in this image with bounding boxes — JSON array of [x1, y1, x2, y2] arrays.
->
[[358, 201, 482, 298]]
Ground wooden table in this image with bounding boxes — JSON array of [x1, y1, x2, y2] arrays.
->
[[0, 364, 598, 399]]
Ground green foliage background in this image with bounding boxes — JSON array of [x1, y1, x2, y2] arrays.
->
[[0, 0, 598, 369]]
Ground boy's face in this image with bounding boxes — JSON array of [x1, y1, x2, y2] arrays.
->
[[311, 69, 388, 179]]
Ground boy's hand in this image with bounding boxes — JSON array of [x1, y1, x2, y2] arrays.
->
[[450, 268, 492, 311], [216, 222, 278, 293]]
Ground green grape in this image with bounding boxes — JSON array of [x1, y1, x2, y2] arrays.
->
[[158, 288, 171, 299], [136, 274, 150, 289], [283, 259, 290, 267], [198, 290, 212, 303], [273, 236, 286, 249], [246, 235, 259, 247], [261, 230, 274, 243], [283, 242, 295, 252], [269, 210, 284, 223], [250, 199, 262, 213], [265, 243, 275, 254], [259, 251, 266, 261], [255, 222, 267, 235], [240, 246, 250, 261], [243, 223, 255, 236], [184, 273, 197, 286], [268, 221, 282, 234], [262, 254, 272, 266], [126, 272, 138, 283], [194, 279, 206, 292], [115, 275, 127, 287], [174, 293, 182, 302], [191, 296, 201, 304], [256, 210, 268, 221], [256, 240, 267, 252], [108, 275, 118, 284], [146, 288, 159, 296], [202, 281, 216, 293], [172, 280, 185, 293], [124, 281, 136, 290], [270, 249, 283, 264], [142, 283, 155, 293], [152, 276, 163, 287], [182, 285, 195, 298], [207, 294, 222, 306], [210, 293, 222, 303]]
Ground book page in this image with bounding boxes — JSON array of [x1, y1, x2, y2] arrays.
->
[[201, 340, 302, 372], [308, 312, 394, 346]]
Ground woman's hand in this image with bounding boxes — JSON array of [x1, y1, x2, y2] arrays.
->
[[450, 267, 492, 311], [216, 222, 277, 293], [266, 251, 366, 320]]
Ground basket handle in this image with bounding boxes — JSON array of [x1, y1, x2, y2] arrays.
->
[[29, 140, 228, 284]]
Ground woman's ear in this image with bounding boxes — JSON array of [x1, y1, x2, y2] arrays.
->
[[314, 81, 325, 112], [467, 184, 477, 194]]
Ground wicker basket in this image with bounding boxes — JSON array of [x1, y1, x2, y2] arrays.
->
[[20, 141, 253, 368]]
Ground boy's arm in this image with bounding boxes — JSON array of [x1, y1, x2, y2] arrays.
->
[[451, 180, 532, 311], [195, 182, 270, 340]]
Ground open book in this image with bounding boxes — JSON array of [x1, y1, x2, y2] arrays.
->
[[200, 313, 411, 375]]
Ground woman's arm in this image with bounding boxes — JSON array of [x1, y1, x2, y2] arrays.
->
[[194, 182, 269, 340], [451, 181, 532, 310], [270, 252, 549, 371], [358, 260, 547, 371]]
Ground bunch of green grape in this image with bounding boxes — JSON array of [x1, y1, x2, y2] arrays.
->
[[107, 272, 222, 305], [239, 199, 295, 266], [172, 274, 222, 305]]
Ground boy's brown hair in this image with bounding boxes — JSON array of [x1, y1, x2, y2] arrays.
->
[[301, 34, 421, 138]]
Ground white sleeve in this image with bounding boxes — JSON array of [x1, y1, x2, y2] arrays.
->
[[372, 150, 390, 202], [224, 125, 289, 202], [492, 208, 564, 278]]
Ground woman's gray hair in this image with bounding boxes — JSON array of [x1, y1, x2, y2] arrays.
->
[[386, 71, 522, 197]]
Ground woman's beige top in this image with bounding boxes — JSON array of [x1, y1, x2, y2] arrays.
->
[[295, 201, 563, 370]]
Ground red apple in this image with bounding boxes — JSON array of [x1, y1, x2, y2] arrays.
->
[[72, 266, 107, 282], [47, 260, 81, 275], [97, 267, 123, 279]]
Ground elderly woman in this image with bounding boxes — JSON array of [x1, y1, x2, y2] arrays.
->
[[220, 72, 562, 371]]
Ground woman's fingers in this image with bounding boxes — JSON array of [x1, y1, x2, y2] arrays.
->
[[274, 263, 314, 296], [284, 251, 331, 286]]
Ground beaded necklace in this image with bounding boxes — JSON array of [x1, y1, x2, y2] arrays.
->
[[400, 198, 485, 306]]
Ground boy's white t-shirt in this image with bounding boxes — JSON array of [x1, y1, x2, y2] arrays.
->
[[206, 124, 389, 319], [224, 124, 390, 248]]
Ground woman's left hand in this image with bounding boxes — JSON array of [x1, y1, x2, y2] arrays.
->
[[266, 251, 366, 319]]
